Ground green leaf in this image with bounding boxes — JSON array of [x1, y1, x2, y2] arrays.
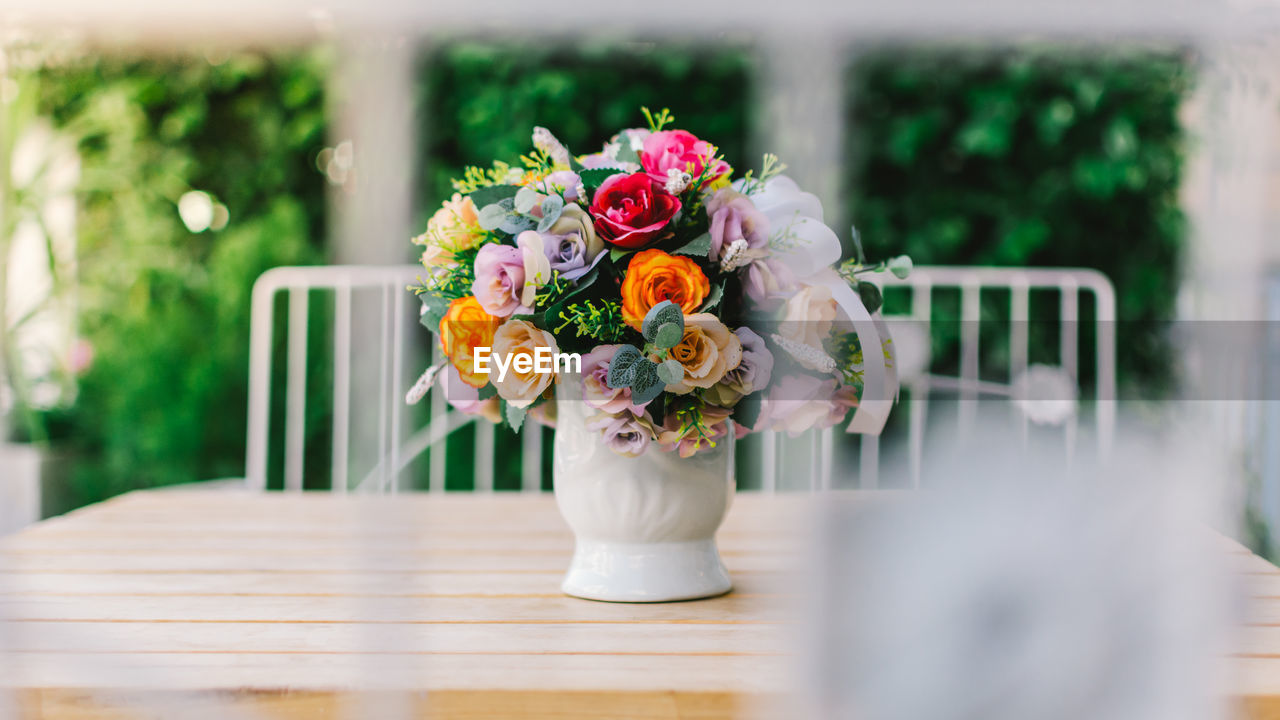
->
[[514, 186, 539, 214], [610, 247, 632, 265], [477, 203, 508, 231], [505, 401, 527, 432], [857, 281, 883, 314], [541, 266, 599, 330], [606, 345, 643, 389], [580, 168, 623, 193], [653, 322, 683, 350], [674, 232, 712, 257], [419, 294, 452, 331], [612, 132, 641, 165], [537, 195, 564, 232], [468, 184, 518, 208], [731, 390, 764, 430], [477, 383, 496, 400], [629, 360, 665, 405], [641, 300, 684, 344], [498, 214, 536, 235], [698, 283, 724, 313], [657, 359, 684, 386]]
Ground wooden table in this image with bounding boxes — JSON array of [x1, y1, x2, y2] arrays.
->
[[0, 489, 1278, 719]]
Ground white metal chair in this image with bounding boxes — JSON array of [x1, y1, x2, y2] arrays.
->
[[243, 264, 1115, 493]]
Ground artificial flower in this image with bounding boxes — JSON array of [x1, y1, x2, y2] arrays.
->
[[516, 231, 552, 308], [705, 327, 774, 406], [440, 364, 502, 423], [640, 130, 731, 189], [706, 189, 769, 265], [546, 205, 606, 268], [438, 296, 503, 389], [581, 344, 648, 413], [620, 248, 710, 330], [586, 409, 655, 458], [471, 243, 527, 317], [589, 172, 682, 249], [490, 319, 559, 408], [778, 283, 838, 353], [656, 404, 733, 458], [763, 374, 841, 437], [413, 193, 485, 256], [664, 314, 743, 394], [744, 256, 797, 308]]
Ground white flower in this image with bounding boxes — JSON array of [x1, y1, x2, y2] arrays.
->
[[770, 332, 837, 374], [664, 168, 693, 195], [719, 238, 751, 272], [531, 126, 570, 166], [405, 362, 444, 405]]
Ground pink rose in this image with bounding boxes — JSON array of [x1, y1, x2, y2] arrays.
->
[[744, 257, 797, 308], [762, 374, 841, 437], [471, 243, 527, 317], [589, 172, 682, 249], [656, 404, 733, 458], [441, 365, 502, 423], [587, 409, 655, 458], [640, 130, 731, 189], [580, 344, 649, 413]]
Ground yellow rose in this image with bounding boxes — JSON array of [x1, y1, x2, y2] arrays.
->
[[414, 193, 484, 256], [664, 314, 743, 394], [779, 284, 838, 354], [490, 319, 559, 408]]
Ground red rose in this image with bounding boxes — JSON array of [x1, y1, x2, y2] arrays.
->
[[589, 172, 682, 249]]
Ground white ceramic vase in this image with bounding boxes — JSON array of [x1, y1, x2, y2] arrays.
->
[[552, 386, 735, 603]]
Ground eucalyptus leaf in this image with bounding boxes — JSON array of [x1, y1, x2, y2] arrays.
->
[[537, 214, 557, 233], [641, 300, 684, 344], [857, 281, 884, 314], [629, 360, 665, 405], [541, 194, 564, 217], [888, 255, 913, 279], [674, 232, 713, 257], [606, 345, 643, 389], [653, 322, 684, 350], [505, 401, 527, 432], [467, 184, 518, 208], [514, 186, 539, 214], [498, 214, 537, 235], [418, 294, 452, 331], [657, 359, 684, 386], [477, 203, 508, 231]]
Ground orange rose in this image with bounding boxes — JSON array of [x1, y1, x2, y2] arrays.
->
[[620, 248, 711, 330], [438, 296, 503, 388]]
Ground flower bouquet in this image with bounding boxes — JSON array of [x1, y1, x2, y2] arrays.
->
[[409, 109, 906, 601]]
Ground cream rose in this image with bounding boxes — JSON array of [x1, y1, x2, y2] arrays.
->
[[664, 314, 743, 394], [490, 319, 558, 408], [778, 284, 838, 354], [547, 204, 606, 265]]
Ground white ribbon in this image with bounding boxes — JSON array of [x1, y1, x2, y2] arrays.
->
[[748, 176, 899, 436]]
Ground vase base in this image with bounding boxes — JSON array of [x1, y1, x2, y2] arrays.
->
[[561, 538, 732, 603]]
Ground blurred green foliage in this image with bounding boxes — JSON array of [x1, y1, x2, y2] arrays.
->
[[418, 41, 753, 490], [418, 41, 753, 224], [37, 47, 330, 506], [848, 47, 1192, 392]]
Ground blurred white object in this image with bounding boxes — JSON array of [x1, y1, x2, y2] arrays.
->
[[1011, 364, 1078, 425], [0, 444, 40, 534], [800, 425, 1233, 720]]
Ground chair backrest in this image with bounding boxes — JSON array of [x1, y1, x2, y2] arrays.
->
[[244, 264, 1115, 493], [877, 265, 1117, 488]]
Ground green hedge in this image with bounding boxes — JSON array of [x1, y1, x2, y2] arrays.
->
[[38, 47, 331, 506], [847, 47, 1191, 392]]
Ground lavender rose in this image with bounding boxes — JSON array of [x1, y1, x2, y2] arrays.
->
[[586, 409, 655, 458], [471, 243, 527, 317], [744, 256, 797, 308], [580, 344, 648, 413], [706, 189, 770, 265], [705, 327, 775, 407]]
